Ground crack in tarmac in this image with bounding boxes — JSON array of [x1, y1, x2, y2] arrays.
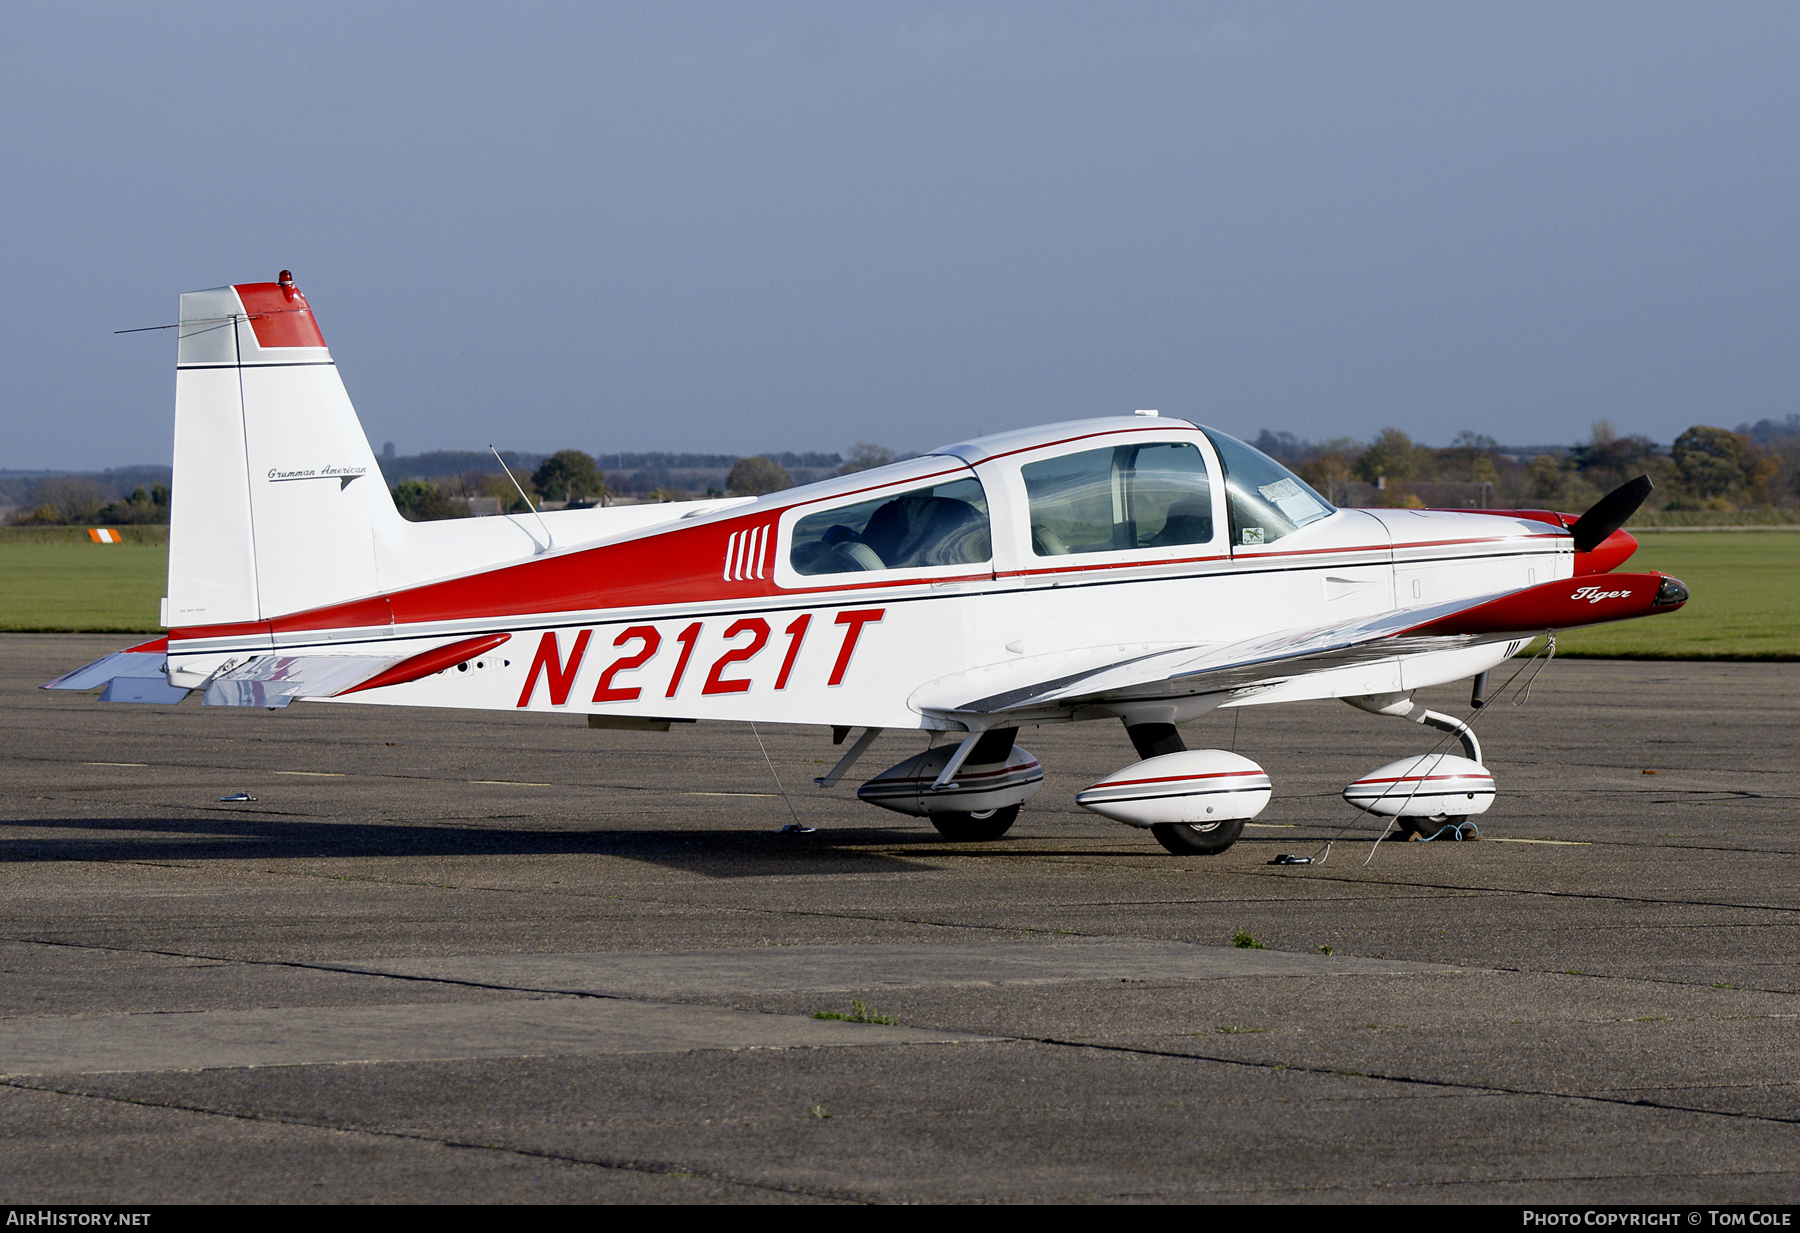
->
[[8, 935, 1799, 1137], [0, 1075, 858, 1204]]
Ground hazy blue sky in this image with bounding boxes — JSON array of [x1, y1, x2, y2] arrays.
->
[[2, 2, 1795, 469]]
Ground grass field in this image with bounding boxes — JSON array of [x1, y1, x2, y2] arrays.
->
[[2, 525, 1793, 657], [1553, 531, 1800, 659], [0, 527, 168, 632]]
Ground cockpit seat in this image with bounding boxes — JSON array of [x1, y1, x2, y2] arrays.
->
[[863, 495, 989, 568], [1030, 523, 1070, 556], [1146, 498, 1212, 547], [812, 540, 885, 572]]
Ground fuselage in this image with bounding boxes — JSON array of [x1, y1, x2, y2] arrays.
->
[[165, 415, 1579, 730]]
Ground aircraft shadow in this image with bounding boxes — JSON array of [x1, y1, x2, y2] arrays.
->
[[0, 814, 949, 877]]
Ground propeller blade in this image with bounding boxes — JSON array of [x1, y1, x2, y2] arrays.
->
[[1569, 475, 1653, 552]]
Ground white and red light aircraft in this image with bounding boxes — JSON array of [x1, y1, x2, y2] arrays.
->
[[49, 275, 1689, 854]]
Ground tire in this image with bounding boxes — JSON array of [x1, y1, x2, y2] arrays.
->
[[1150, 818, 1244, 855], [930, 805, 1020, 842]]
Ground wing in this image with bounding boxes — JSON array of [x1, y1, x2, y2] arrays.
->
[[913, 571, 1688, 724]]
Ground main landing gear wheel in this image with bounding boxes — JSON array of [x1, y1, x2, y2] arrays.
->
[[1150, 818, 1245, 856], [930, 805, 1020, 842]]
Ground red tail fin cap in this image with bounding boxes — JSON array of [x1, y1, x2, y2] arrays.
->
[[234, 281, 326, 348]]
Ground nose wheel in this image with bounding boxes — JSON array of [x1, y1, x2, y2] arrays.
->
[[1388, 816, 1479, 842]]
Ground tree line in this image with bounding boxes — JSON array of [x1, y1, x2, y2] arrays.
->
[[1253, 417, 1800, 514], [5, 478, 171, 526], [388, 443, 903, 521], [10, 423, 1795, 526]]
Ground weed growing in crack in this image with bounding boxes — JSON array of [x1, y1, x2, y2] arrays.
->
[[812, 1000, 896, 1025]]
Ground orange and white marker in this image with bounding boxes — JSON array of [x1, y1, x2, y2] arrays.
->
[[88, 528, 122, 544]]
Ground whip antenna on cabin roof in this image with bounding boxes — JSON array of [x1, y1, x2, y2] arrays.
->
[[490, 445, 555, 554]]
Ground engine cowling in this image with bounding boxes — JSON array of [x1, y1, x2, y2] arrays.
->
[[857, 745, 1044, 817], [1343, 754, 1495, 818], [1075, 750, 1272, 829]]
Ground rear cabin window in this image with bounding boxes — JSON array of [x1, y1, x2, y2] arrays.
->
[[1202, 429, 1334, 547], [1022, 442, 1215, 556], [789, 476, 992, 575]]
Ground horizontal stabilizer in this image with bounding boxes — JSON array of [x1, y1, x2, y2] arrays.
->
[[43, 638, 191, 704], [201, 654, 406, 708], [100, 677, 192, 704]]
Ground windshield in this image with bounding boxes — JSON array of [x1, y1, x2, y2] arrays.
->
[[1201, 429, 1334, 546]]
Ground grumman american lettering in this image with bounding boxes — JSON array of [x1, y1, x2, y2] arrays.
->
[[47, 274, 1692, 854]]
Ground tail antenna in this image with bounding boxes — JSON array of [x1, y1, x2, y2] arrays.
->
[[489, 445, 555, 554]]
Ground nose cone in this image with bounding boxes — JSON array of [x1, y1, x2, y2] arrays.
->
[[1655, 575, 1690, 607], [1574, 527, 1638, 575]]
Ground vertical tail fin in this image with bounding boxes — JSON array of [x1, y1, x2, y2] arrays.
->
[[168, 276, 401, 626]]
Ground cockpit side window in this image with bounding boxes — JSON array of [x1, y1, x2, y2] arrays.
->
[[1202, 428, 1335, 546], [1022, 442, 1214, 556], [789, 476, 991, 575]]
